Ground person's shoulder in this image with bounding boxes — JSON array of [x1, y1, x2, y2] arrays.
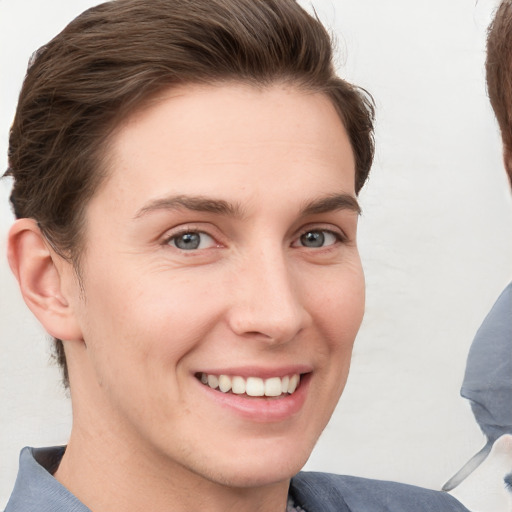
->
[[290, 471, 471, 512]]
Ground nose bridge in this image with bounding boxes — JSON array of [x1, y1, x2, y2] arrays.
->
[[228, 244, 306, 342]]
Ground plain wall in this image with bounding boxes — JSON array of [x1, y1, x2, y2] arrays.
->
[[1, 0, 511, 507]]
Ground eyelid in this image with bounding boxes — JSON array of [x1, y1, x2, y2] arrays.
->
[[161, 224, 223, 250], [168, 231, 215, 250], [297, 223, 347, 240], [291, 225, 347, 248]]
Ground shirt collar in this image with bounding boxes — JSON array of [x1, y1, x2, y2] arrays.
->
[[5, 446, 90, 512]]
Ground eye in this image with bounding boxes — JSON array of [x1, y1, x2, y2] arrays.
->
[[294, 229, 340, 248], [167, 231, 216, 251]]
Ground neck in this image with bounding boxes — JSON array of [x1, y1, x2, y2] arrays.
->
[[54, 426, 291, 512]]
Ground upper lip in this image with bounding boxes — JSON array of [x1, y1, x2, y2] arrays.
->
[[194, 365, 313, 379]]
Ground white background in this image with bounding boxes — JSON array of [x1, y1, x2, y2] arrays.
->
[[1, 0, 511, 508]]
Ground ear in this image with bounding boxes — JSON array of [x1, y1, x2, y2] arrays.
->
[[7, 218, 83, 342]]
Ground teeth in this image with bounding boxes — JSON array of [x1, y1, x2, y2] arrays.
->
[[288, 374, 299, 394], [264, 377, 283, 397], [199, 372, 301, 397], [246, 377, 265, 397], [231, 376, 246, 394], [207, 374, 219, 389], [281, 375, 289, 393], [218, 375, 231, 393]]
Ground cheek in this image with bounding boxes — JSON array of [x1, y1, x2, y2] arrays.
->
[[314, 263, 365, 345], [78, 267, 222, 367]]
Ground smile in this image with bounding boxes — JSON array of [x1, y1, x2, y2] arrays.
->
[[197, 373, 301, 397]]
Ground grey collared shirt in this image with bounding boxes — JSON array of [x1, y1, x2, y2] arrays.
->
[[4, 447, 90, 512], [5, 446, 469, 512]]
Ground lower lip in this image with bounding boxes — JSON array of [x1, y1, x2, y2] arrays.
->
[[196, 374, 311, 423]]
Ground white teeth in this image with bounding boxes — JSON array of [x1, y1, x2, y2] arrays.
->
[[264, 377, 283, 397], [207, 374, 219, 389], [281, 375, 289, 393], [246, 377, 265, 397], [218, 375, 231, 393], [288, 374, 299, 394], [231, 376, 246, 394], [200, 373, 301, 397]]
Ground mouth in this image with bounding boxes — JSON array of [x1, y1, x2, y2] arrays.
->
[[196, 372, 301, 398]]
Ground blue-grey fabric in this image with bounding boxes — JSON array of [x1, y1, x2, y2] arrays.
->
[[443, 282, 512, 491], [5, 446, 470, 512], [461, 282, 512, 442], [290, 472, 470, 512], [4, 447, 90, 512]]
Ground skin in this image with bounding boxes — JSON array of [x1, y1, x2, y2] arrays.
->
[[9, 83, 365, 512]]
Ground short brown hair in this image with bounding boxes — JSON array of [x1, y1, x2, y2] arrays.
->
[[487, 0, 512, 184], [5, 0, 375, 386]]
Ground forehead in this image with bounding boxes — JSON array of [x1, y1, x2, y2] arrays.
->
[[91, 83, 356, 216]]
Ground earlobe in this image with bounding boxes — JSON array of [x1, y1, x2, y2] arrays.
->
[[7, 218, 83, 342]]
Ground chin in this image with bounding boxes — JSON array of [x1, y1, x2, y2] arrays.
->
[[205, 459, 307, 489], [196, 435, 316, 489]]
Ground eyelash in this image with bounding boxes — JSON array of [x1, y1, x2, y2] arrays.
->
[[293, 228, 345, 249], [164, 229, 218, 251], [162, 226, 346, 252]]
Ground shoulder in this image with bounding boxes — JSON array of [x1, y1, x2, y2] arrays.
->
[[290, 472, 470, 512]]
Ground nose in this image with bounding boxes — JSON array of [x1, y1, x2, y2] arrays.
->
[[226, 247, 310, 344]]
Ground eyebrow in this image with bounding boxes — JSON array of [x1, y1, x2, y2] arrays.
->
[[134, 192, 360, 220], [301, 193, 361, 216], [134, 195, 245, 219]]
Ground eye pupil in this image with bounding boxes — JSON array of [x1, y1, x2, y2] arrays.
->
[[301, 231, 325, 248], [175, 233, 201, 250]]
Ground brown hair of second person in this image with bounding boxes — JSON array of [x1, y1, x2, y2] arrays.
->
[[487, 0, 512, 185], [4, 0, 375, 386]]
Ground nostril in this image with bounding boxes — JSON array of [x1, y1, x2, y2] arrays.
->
[[245, 331, 271, 337]]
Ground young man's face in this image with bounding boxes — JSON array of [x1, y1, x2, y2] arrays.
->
[[64, 83, 365, 489]]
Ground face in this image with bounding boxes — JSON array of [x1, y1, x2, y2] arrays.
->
[[65, 83, 365, 489]]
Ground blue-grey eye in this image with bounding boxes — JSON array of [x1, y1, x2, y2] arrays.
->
[[170, 232, 215, 250], [299, 230, 337, 248]]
